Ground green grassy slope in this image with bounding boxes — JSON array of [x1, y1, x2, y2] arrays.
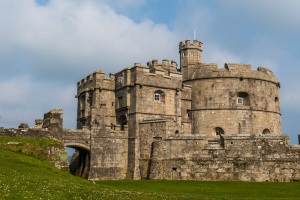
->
[[0, 137, 300, 200], [0, 149, 175, 200], [0, 136, 67, 166]]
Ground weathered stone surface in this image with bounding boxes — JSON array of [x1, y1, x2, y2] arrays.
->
[[1, 39, 300, 182]]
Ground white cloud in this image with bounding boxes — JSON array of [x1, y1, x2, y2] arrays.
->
[[0, 0, 180, 128], [203, 45, 241, 67], [1, 0, 300, 145], [0, 75, 77, 128], [0, 0, 178, 78]]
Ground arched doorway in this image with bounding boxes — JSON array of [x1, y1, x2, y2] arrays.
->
[[66, 145, 90, 179]]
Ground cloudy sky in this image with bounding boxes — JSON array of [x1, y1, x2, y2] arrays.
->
[[1, 0, 300, 144]]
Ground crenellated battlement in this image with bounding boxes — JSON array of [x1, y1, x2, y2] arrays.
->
[[112, 60, 183, 93], [77, 70, 115, 87], [77, 70, 115, 94], [185, 63, 278, 83], [146, 59, 178, 72], [179, 39, 203, 51], [114, 59, 182, 88]]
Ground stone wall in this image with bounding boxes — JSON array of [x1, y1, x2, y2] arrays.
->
[[0, 119, 68, 170], [184, 63, 281, 138], [148, 134, 300, 181], [88, 128, 128, 180]]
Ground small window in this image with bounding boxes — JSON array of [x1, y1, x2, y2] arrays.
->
[[263, 128, 271, 134], [154, 93, 160, 101], [237, 97, 243, 104], [215, 127, 224, 136], [237, 92, 249, 105], [190, 51, 194, 56], [154, 90, 165, 103]]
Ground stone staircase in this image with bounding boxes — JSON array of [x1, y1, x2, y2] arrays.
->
[[204, 139, 224, 150]]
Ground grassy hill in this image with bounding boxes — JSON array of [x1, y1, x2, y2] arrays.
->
[[1, 137, 300, 200]]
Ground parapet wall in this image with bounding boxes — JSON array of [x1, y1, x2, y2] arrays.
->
[[115, 60, 182, 90], [185, 63, 278, 83], [179, 39, 203, 51], [77, 70, 115, 94]]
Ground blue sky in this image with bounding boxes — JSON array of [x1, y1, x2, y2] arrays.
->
[[1, 0, 300, 144]]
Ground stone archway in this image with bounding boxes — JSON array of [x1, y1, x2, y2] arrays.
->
[[66, 144, 90, 179]]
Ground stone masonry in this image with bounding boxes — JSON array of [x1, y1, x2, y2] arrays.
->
[[1, 39, 300, 181], [72, 39, 300, 181]]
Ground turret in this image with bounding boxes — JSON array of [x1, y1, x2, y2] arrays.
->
[[179, 39, 203, 80]]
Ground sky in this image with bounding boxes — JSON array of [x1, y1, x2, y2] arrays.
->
[[1, 0, 300, 144]]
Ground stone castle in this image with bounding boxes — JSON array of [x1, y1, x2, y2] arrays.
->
[[1, 39, 300, 181], [74, 39, 299, 181]]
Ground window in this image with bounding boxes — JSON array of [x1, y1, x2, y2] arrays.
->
[[237, 92, 250, 106], [154, 90, 165, 103], [237, 97, 243, 104], [154, 93, 160, 101], [215, 127, 224, 136], [190, 51, 194, 56]]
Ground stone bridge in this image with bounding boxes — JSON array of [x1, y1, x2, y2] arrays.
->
[[0, 110, 95, 179], [61, 129, 91, 179]]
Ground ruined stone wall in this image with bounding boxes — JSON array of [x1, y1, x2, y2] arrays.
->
[[185, 63, 281, 138], [0, 127, 57, 139], [0, 127, 68, 170], [148, 134, 300, 182]]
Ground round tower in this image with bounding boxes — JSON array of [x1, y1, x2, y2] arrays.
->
[[179, 40, 203, 80], [184, 63, 281, 139]]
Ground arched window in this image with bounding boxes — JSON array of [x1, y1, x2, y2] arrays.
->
[[118, 115, 127, 131], [263, 128, 271, 134], [237, 92, 250, 106], [154, 90, 165, 103], [215, 127, 224, 136]]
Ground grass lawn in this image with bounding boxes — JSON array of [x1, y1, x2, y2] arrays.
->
[[0, 137, 300, 199], [98, 180, 300, 200]]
